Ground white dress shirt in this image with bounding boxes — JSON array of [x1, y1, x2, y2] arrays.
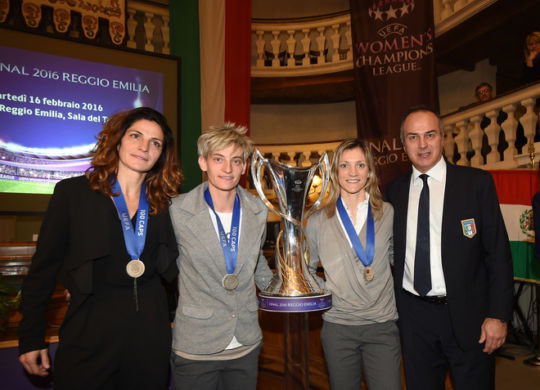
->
[[403, 158, 447, 296]]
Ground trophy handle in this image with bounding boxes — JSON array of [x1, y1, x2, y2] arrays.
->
[[250, 149, 289, 221], [304, 152, 330, 220]]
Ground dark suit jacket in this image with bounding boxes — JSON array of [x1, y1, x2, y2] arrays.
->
[[385, 162, 514, 350], [18, 175, 178, 354]]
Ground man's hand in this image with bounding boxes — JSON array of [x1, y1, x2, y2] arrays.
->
[[478, 317, 507, 354], [19, 348, 50, 376]]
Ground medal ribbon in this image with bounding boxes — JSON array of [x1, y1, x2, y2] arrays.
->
[[337, 196, 374, 267], [204, 188, 240, 275], [112, 180, 149, 262]]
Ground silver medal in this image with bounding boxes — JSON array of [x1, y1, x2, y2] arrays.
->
[[222, 274, 239, 290], [126, 259, 145, 278]]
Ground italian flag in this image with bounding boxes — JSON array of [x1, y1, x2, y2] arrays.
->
[[490, 170, 540, 283], [169, 0, 252, 191], [198, 0, 251, 132]]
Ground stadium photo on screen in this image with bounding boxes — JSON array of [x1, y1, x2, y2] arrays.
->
[[0, 45, 165, 195]]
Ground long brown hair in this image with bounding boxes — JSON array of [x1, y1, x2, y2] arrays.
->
[[324, 139, 383, 219], [87, 107, 183, 214]]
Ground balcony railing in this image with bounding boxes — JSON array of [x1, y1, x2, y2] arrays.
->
[[250, 83, 540, 177], [127, 0, 170, 54], [2, 1, 499, 59], [253, 142, 341, 168], [442, 82, 540, 169], [252, 13, 352, 77], [4, 1, 493, 60], [251, 0, 497, 77]]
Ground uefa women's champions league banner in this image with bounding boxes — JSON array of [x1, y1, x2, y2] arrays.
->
[[350, 0, 439, 185], [0, 45, 164, 194]]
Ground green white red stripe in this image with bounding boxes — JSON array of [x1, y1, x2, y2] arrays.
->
[[490, 169, 540, 283], [199, 0, 252, 131]]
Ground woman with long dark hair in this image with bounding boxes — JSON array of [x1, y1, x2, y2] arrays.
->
[[18, 107, 182, 389]]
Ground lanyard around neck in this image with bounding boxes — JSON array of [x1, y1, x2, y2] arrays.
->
[[204, 188, 241, 274], [337, 196, 374, 267], [111, 180, 149, 260]]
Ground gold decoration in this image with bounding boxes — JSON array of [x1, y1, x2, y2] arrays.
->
[[81, 13, 98, 39], [22, 1, 42, 28], [21, 0, 125, 44], [53, 6, 70, 33], [528, 137, 536, 168], [109, 20, 124, 45], [275, 232, 314, 296]]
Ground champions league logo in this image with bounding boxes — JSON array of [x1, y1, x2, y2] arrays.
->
[[368, 0, 416, 23], [355, 0, 432, 76], [368, 0, 416, 40]]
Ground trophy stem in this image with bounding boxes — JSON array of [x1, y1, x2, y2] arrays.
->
[[279, 262, 314, 296], [283, 313, 310, 390], [272, 228, 321, 297]]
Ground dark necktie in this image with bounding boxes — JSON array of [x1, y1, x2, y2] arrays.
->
[[414, 174, 431, 296]]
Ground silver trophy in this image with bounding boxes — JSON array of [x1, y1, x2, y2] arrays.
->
[[251, 149, 332, 312]]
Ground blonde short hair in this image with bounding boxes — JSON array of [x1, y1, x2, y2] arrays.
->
[[197, 123, 253, 161]]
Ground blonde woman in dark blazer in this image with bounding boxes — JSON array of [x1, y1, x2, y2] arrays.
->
[[306, 139, 401, 390]]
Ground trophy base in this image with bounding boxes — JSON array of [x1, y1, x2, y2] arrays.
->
[[258, 291, 332, 313]]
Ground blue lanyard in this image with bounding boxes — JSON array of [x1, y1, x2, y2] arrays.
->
[[337, 196, 374, 267], [204, 189, 241, 274], [111, 181, 149, 260]]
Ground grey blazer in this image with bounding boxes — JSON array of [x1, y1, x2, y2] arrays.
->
[[169, 183, 273, 355], [306, 201, 398, 326]]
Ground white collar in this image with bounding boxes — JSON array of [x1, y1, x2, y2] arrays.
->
[[412, 158, 446, 185]]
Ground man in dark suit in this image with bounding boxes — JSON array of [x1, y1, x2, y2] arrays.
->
[[385, 106, 514, 389]]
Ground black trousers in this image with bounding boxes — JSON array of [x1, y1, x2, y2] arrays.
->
[[398, 291, 495, 390], [170, 344, 261, 390]]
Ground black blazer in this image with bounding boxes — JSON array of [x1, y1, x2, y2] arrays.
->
[[385, 163, 514, 350], [18, 176, 178, 354]]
